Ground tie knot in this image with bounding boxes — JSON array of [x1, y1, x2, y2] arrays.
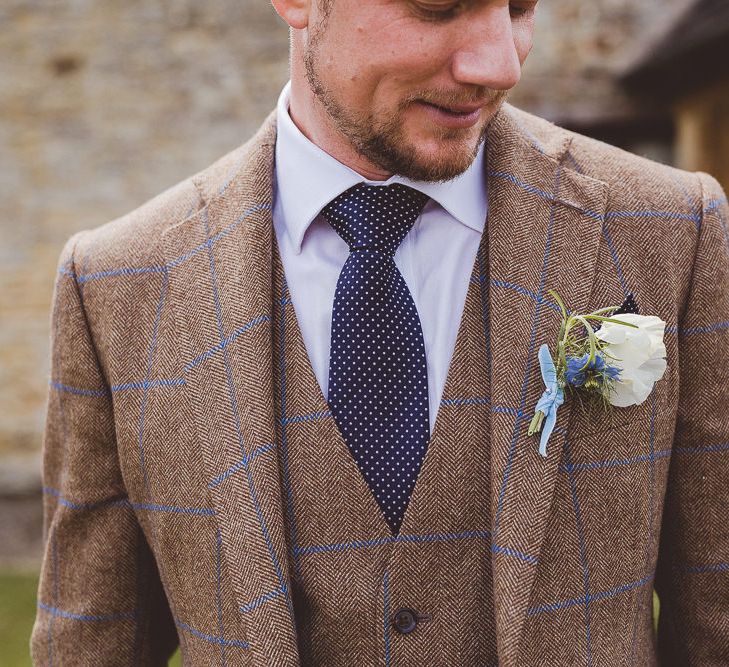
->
[[320, 183, 429, 257]]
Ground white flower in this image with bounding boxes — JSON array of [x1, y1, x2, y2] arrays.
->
[[595, 313, 667, 407]]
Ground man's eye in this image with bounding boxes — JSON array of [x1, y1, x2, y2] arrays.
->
[[411, 0, 466, 21], [411, 1, 536, 22], [509, 2, 536, 19]]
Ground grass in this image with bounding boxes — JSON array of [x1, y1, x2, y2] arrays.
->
[[0, 570, 660, 664], [0, 570, 180, 666], [0, 571, 37, 667]]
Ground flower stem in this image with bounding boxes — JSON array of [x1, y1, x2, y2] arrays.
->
[[528, 410, 545, 435], [549, 289, 568, 321], [560, 315, 577, 366], [574, 315, 598, 370], [588, 306, 620, 316], [583, 314, 639, 328]]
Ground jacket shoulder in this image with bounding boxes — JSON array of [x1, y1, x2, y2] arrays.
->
[[68, 114, 275, 274]]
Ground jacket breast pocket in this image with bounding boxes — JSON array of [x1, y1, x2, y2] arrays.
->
[[549, 403, 676, 605], [565, 407, 673, 472], [566, 389, 674, 440]]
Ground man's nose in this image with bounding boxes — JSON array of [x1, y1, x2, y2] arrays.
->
[[449, 5, 523, 90]]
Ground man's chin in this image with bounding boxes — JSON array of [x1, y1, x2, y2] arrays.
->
[[404, 153, 480, 183], [384, 134, 485, 182], [344, 101, 495, 182], [382, 108, 497, 181]]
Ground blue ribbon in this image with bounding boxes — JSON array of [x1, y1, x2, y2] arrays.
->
[[533, 343, 565, 457]]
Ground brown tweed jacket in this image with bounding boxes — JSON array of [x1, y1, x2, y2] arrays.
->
[[31, 102, 729, 666]]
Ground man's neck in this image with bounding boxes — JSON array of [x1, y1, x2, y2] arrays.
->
[[288, 77, 392, 182]]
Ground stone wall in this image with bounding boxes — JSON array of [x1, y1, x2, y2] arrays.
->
[[0, 1, 289, 489]]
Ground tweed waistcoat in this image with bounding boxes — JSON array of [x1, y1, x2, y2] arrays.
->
[[271, 221, 497, 665]]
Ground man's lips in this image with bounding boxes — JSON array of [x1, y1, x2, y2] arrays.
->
[[422, 100, 486, 114], [420, 100, 485, 115], [414, 100, 486, 129]]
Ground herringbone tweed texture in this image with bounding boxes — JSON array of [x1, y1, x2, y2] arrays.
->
[[31, 102, 729, 666]]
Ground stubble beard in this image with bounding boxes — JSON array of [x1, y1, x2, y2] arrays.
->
[[303, 16, 506, 182]]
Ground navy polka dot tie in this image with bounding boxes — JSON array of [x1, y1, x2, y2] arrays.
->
[[321, 183, 430, 535]]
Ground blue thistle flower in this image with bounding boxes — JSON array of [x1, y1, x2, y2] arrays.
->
[[565, 352, 620, 388], [565, 353, 590, 386]]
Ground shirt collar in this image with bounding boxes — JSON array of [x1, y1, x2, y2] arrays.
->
[[274, 81, 488, 255]]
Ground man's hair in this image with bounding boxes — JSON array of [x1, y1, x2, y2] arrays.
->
[[319, 0, 333, 19]]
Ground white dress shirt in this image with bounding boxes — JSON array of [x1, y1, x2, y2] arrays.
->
[[272, 82, 488, 434]]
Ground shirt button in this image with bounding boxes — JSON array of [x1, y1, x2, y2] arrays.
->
[[392, 607, 419, 634]]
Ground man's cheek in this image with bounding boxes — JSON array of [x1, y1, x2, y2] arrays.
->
[[514, 30, 534, 64], [515, 25, 535, 61]]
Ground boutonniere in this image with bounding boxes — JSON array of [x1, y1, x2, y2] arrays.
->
[[528, 290, 667, 457]]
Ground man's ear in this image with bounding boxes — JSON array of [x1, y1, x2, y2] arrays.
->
[[271, 0, 312, 30]]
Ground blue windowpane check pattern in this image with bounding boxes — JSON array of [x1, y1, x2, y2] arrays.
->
[[321, 183, 430, 536]]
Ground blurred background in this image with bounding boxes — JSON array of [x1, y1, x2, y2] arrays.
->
[[1, 0, 728, 663]]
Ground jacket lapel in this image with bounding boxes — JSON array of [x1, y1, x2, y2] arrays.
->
[[162, 114, 300, 666], [485, 106, 609, 666]]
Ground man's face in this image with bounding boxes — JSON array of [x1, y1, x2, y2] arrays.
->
[[303, 0, 538, 182]]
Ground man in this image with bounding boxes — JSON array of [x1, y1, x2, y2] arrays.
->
[[31, 0, 729, 665]]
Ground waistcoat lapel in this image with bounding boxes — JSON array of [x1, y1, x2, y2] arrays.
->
[[485, 105, 609, 666], [162, 114, 300, 666]]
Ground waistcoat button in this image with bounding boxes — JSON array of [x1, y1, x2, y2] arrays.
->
[[393, 608, 418, 634]]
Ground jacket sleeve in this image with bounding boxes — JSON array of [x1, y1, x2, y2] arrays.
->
[[30, 232, 179, 666], [655, 172, 729, 664]]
